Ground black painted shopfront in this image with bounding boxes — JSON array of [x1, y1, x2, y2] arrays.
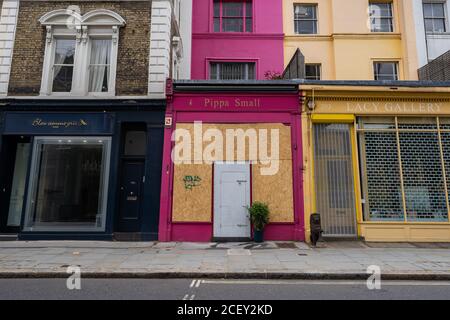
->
[[0, 99, 165, 241]]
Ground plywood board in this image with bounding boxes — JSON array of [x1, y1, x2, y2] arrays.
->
[[174, 123, 292, 162], [252, 160, 295, 223], [172, 163, 212, 222]]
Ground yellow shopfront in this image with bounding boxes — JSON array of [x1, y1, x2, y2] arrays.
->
[[302, 85, 450, 242]]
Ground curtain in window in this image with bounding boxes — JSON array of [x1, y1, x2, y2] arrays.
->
[[89, 39, 112, 92]]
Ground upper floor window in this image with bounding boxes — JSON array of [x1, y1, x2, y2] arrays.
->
[[39, 9, 125, 96], [373, 61, 399, 80], [369, 2, 394, 32], [214, 0, 253, 32], [305, 64, 321, 80], [210, 62, 256, 80], [294, 4, 318, 34], [52, 39, 76, 92], [423, 2, 447, 33]]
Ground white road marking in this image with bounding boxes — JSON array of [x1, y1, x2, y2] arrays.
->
[[182, 294, 190, 300], [202, 280, 450, 286], [190, 279, 202, 288]]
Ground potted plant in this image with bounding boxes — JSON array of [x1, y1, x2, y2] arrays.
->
[[247, 202, 270, 243]]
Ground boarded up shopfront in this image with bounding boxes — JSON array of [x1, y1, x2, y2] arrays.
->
[[158, 81, 304, 242]]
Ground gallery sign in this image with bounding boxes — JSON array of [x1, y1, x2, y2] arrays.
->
[[314, 100, 449, 115], [3, 112, 115, 135]]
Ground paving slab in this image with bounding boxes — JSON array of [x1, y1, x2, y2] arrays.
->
[[0, 241, 449, 280]]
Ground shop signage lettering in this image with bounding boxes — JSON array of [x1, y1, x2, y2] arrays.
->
[[4, 113, 114, 135], [346, 102, 442, 114], [203, 98, 261, 108], [32, 118, 88, 129], [184, 175, 201, 190]]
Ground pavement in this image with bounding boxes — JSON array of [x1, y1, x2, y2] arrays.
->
[[0, 240, 450, 280]]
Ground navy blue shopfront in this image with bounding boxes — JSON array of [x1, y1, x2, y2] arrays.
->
[[0, 100, 165, 241]]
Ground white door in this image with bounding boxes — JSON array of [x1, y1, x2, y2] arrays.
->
[[214, 162, 251, 239]]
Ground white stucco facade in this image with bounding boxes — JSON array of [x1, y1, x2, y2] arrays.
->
[[0, 0, 19, 96]]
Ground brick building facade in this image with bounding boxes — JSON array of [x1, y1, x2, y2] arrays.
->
[[0, 0, 191, 240]]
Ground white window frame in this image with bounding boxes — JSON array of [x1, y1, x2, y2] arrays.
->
[[39, 9, 125, 97], [294, 4, 318, 35], [373, 61, 399, 80], [209, 61, 256, 80], [423, 1, 448, 33], [369, 2, 394, 33]]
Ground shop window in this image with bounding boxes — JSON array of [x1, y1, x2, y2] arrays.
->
[[358, 117, 450, 223], [213, 0, 253, 33], [24, 137, 111, 232], [39, 9, 125, 96], [294, 4, 318, 34], [369, 2, 394, 32], [423, 2, 447, 33], [210, 62, 256, 80], [305, 64, 321, 80], [373, 62, 399, 80]]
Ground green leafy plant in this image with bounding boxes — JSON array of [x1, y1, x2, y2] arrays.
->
[[247, 202, 270, 232]]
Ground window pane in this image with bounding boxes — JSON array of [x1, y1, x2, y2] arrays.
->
[[295, 5, 316, 19], [374, 62, 398, 80], [433, 19, 446, 32], [89, 39, 112, 92], [214, 1, 220, 16], [25, 138, 110, 231], [222, 2, 243, 17], [52, 39, 75, 92], [295, 20, 317, 34], [214, 17, 220, 32], [124, 131, 147, 156], [246, 17, 253, 32], [210, 63, 218, 80], [53, 66, 74, 92], [305, 64, 321, 80], [423, 3, 433, 17], [210, 62, 255, 80], [399, 131, 448, 221], [246, 2, 253, 17], [222, 17, 243, 32], [359, 130, 404, 221], [54, 39, 75, 65], [432, 3, 445, 17], [89, 66, 110, 92], [7, 143, 30, 226]]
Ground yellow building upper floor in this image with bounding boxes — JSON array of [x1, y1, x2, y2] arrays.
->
[[283, 0, 420, 81]]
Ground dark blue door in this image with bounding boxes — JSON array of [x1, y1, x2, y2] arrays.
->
[[118, 161, 145, 232]]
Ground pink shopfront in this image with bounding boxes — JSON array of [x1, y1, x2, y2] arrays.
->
[[158, 81, 304, 242]]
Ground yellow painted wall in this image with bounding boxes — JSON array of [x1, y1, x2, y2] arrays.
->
[[283, 0, 419, 80], [302, 87, 450, 242]]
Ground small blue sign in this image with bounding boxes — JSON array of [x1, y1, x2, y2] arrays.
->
[[3, 112, 115, 135]]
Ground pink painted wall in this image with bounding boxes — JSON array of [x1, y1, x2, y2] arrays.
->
[[158, 90, 304, 242], [192, 0, 285, 80]]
